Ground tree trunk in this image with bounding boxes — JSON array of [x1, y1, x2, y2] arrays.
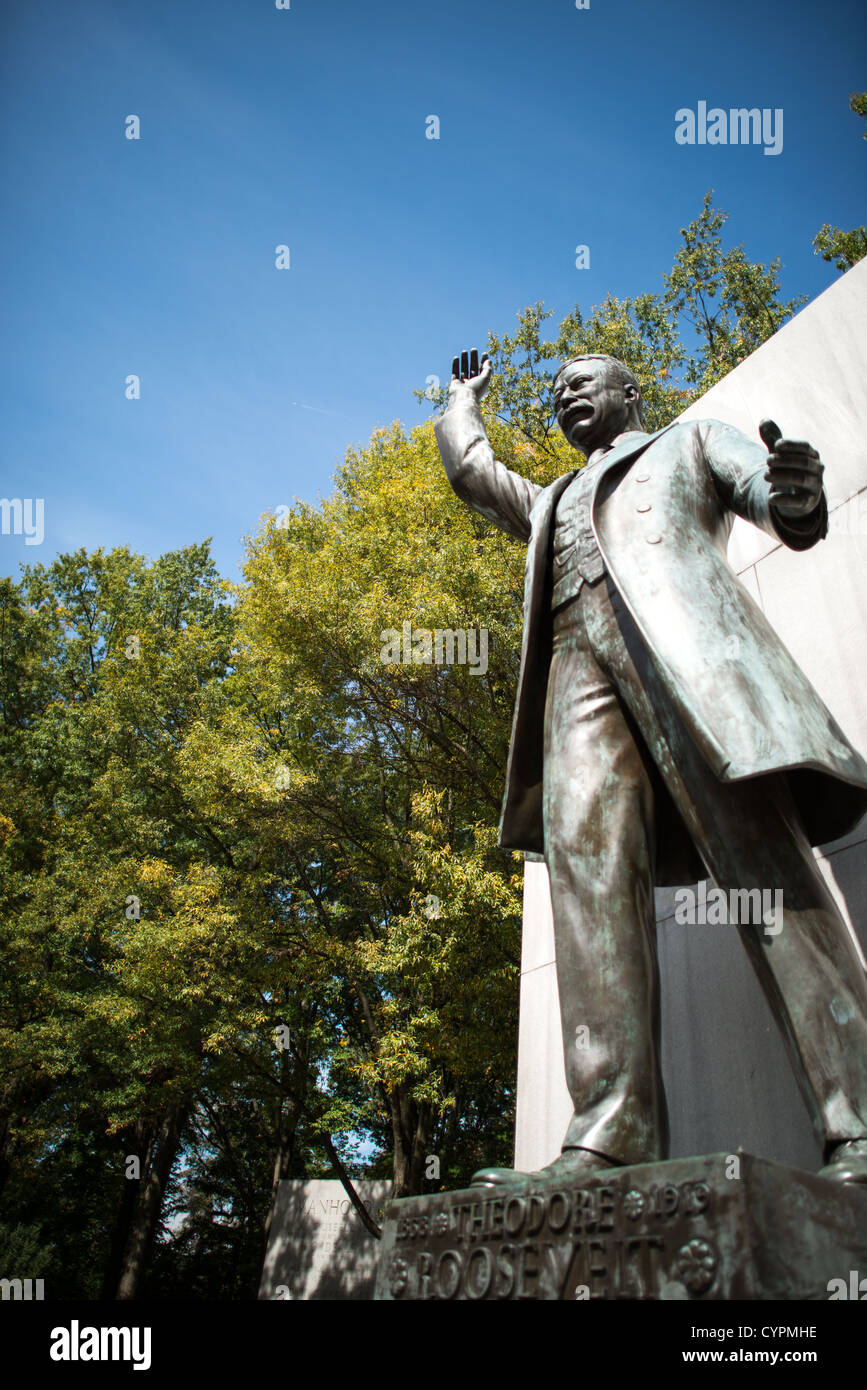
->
[[101, 1119, 155, 1300], [435, 1086, 461, 1186], [261, 1096, 298, 1252], [115, 1101, 188, 1300], [389, 1086, 436, 1198]]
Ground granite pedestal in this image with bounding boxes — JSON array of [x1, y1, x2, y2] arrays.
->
[[375, 1155, 867, 1301]]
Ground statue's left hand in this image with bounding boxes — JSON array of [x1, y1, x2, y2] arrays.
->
[[759, 419, 824, 519]]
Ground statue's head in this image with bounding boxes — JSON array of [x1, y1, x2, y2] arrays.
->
[[552, 355, 644, 454]]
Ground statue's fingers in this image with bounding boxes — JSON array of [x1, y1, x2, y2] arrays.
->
[[759, 419, 781, 452], [773, 439, 820, 459], [765, 464, 822, 490], [451, 356, 460, 380], [470, 348, 479, 376], [775, 457, 824, 483], [460, 350, 470, 380]]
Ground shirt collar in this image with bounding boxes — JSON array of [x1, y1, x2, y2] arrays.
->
[[584, 429, 649, 469]]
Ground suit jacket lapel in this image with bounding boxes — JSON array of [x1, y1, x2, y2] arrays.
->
[[592, 422, 678, 489]]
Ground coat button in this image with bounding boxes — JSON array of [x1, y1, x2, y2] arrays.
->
[[636, 503, 651, 513], [646, 532, 662, 544], [636, 472, 650, 482]]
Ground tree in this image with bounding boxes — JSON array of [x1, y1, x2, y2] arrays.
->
[[662, 191, 807, 393], [0, 544, 276, 1296], [232, 420, 528, 1197], [813, 93, 867, 272]]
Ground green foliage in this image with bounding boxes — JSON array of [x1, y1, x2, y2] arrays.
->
[[662, 192, 807, 393], [812, 223, 867, 273], [849, 90, 867, 133], [0, 1222, 53, 1277], [234, 416, 527, 1190]]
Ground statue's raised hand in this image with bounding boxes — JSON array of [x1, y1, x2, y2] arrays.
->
[[759, 419, 824, 520], [449, 349, 492, 400]]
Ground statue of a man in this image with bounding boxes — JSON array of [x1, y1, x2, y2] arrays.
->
[[435, 348, 867, 1187]]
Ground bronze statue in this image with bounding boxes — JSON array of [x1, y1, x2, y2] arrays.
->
[[435, 348, 867, 1188]]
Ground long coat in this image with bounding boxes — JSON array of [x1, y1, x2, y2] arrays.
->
[[435, 394, 867, 873]]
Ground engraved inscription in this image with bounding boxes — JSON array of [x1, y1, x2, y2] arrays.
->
[[385, 1174, 718, 1299]]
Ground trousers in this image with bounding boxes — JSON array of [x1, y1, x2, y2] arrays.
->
[[542, 573, 867, 1165]]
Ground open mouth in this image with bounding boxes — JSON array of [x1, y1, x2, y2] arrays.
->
[[561, 401, 594, 427]]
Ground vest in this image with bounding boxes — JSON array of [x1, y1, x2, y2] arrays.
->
[[550, 459, 607, 610]]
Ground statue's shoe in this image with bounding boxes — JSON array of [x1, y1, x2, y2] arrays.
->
[[471, 1147, 620, 1189], [818, 1139, 867, 1186]]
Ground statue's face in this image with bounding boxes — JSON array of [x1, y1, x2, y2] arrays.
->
[[553, 359, 639, 454]]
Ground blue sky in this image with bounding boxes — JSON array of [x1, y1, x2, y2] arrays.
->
[[1, 0, 864, 581]]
